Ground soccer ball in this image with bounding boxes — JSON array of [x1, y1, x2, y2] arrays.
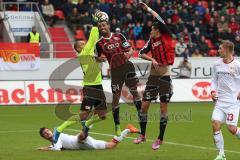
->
[[98, 12, 109, 22]]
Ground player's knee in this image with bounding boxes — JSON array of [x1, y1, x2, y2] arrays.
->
[[160, 102, 168, 113], [160, 93, 172, 103], [80, 111, 90, 120], [212, 121, 221, 131], [112, 101, 120, 108], [141, 102, 150, 113], [227, 125, 237, 135]]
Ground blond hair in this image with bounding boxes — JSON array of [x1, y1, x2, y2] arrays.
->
[[221, 40, 234, 53]]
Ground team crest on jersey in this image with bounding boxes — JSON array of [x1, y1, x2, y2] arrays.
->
[[229, 66, 237, 75], [122, 42, 130, 48]]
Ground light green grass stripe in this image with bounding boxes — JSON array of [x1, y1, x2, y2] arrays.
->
[[68, 129, 240, 155]]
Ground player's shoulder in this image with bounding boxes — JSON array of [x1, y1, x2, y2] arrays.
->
[[96, 36, 104, 44], [213, 58, 223, 66], [234, 58, 240, 65], [113, 32, 126, 39]]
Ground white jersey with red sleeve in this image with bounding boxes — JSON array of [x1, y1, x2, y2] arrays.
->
[[211, 58, 240, 107], [50, 133, 106, 151]]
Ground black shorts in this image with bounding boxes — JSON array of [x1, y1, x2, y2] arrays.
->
[[81, 85, 107, 111], [143, 75, 173, 102], [110, 61, 139, 94]]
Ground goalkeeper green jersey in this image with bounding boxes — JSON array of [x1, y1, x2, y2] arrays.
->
[[77, 27, 102, 86]]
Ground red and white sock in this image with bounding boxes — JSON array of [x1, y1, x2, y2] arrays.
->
[[213, 131, 225, 155], [112, 129, 130, 143]]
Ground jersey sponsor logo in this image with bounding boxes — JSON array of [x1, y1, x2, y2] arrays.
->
[[152, 41, 161, 48], [217, 71, 232, 76], [104, 42, 120, 51], [192, 81, 211, 100]]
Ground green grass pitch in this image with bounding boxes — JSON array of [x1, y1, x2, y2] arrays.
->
[[0, 102, 239, 160]]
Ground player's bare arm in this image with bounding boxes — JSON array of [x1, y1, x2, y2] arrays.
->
[[211, 91, 218, 102], [139, 2, 159, 20], [140, 53, 159, 70], [139, 2, 174, 38], [95, 56, 107, 62], [38, 146, 52, 151], [123, 47, 133, 59]]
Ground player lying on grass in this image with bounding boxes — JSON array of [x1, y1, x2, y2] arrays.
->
[[38, 124, 140, 151]]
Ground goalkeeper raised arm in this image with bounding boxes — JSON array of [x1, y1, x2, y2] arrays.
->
[[51, 11, 109, 144]]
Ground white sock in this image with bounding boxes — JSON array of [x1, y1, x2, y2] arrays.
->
[[235, 128, 240, 138], [214, 131, 225, 155], [113, 129, 130, 142]]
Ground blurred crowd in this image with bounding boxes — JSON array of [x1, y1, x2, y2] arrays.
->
[[2, 0, 240, 57]]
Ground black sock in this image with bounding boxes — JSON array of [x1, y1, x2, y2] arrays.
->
[[134, 100, 141, 117], [158, 115, 168, 141], [112, 107, 120, 125], [139, 112, 147, 136]]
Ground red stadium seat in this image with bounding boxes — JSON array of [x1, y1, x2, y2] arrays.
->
[[75, 29, 86, 40], [201, 1, 209, 9], [205, 39, 215, 49], [48, 27, 76, 58], [135, 40, 145, 49], [54, 10, 65, 20], [132, 50, 139, 58], [208, 49, 218, 56], [128, 40, 136, 49]]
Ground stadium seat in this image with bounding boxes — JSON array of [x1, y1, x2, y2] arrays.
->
[[49, 27, 76, 58], [208, 49, 218, 56], [75, 29, 86, 40], [54, 10, 65, 20], [205, 39, 215, 49], [52, 37, 69, 42], [201, 1, 209, 9], [135, 40, 145, 49], [132, 50, 139, 58], [128, 40, 136, 49]]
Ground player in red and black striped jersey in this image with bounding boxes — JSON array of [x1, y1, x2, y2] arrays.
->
[[95, 33, 130, 69], [95, 17, 142, 136], [133, 2, 175, 150]]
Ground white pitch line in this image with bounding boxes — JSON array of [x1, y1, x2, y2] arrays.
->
[[0, 129, 240, 155], [0, 130, 36, 133], [68, 129, 240, 154]]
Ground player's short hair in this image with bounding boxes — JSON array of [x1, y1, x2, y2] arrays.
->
[[98, 20, 109, 25], [73, 40, 85, 51], [39, 127, 47, 137], [221, 40, 234, 53], [152, 21, 161, 32]]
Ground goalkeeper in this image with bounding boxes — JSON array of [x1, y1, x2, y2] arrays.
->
[[52, 11, 108, 143]]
